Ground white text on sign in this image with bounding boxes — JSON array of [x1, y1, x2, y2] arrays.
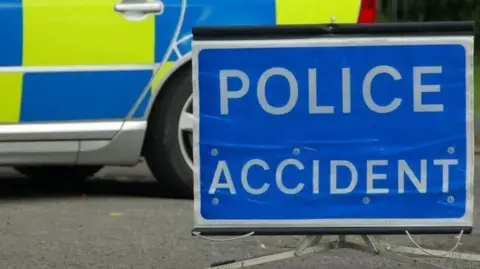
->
[[219, 65, 444, 115], [208, 159, 458, 195]]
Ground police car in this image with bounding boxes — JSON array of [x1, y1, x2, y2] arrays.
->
[[0, 0, 376, 197]]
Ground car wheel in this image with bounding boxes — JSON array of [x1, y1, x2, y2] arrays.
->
[[144, 65, 194, 198], [13, 165, 103, 181]]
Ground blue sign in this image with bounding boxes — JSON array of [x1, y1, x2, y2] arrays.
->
[[193, 37, 474, 229]]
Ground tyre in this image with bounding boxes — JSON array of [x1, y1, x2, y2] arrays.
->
[[13, 165, 103, 182], [143, 65, 194, 198]]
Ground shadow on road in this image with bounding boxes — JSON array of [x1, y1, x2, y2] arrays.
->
[[0, 175, 190, 201]]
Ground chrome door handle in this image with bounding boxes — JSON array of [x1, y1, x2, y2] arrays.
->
[[114, 2, 164, 14]]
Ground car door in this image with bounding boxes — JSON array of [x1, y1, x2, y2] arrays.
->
[[0, 0, 167, 164]]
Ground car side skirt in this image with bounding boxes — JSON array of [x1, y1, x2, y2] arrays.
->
[[0, 120, 146, 166]]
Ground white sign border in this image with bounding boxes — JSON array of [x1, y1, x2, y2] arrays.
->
[[191, 35, 475, 229]]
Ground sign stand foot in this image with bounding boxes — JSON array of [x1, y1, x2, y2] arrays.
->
[[205, 235, 480, 269]]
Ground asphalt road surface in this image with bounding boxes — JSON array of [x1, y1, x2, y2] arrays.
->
[[1, 163, 480, 269]]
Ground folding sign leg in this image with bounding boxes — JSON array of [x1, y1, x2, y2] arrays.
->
[[342, 235, 453, 269], [372, 235, 480, 263], [204, 235, 476, 269], [206, 235, 337, 269], [387, 245, 480, 262]]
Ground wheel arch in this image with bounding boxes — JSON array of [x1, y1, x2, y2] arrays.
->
[[145, 53, 193, 119], [141, 54, 192, 155]]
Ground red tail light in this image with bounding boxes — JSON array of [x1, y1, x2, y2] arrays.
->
[[358, 0, 377, 23]]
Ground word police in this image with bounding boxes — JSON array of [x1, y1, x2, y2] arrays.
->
[[219, 65, 444, 115], [208, 158, 458, 195]]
